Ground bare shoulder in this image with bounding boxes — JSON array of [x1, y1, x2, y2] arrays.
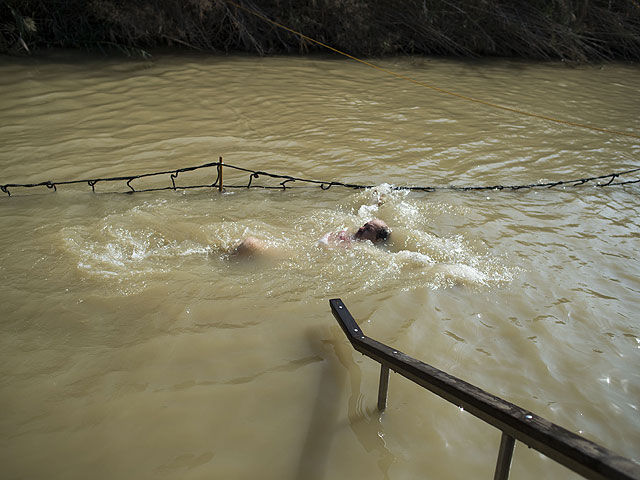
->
[[231, 236, 267, 257]]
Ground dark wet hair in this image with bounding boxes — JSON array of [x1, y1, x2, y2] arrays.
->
[[376, 226, 390, 241]]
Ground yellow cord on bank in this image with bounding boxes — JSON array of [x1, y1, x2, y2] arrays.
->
[[225, 0, 640, 140]]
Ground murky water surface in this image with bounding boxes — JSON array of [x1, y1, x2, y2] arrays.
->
[[1, 52, 639, 479]]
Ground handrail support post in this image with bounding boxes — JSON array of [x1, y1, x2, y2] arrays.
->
[[377, 364, 390, 411], [329, 298, 640, 480], [218, 156, 224, 192], [493, 432, 516, 480]]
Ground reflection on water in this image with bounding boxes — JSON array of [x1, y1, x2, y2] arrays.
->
[[0, 52, 639, 479]]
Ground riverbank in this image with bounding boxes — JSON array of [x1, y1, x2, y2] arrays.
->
[[2, 0, 640, 63]]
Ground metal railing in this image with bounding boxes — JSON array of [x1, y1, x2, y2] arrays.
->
[[330, 298, 640, 480]]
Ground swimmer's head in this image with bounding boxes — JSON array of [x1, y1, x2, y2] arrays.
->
[[354, 219, 390, 243]]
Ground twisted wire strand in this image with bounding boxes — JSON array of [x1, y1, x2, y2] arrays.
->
[[1, 160, 638, 198]]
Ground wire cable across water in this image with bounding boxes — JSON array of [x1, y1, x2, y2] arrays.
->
[[1, 159, 638, 197]]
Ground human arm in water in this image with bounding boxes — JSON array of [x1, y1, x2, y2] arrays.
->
[[232, 219, 390, 256], [231, 236, 269, 257]]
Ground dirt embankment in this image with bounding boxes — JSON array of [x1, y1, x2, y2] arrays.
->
[[2, 0, 640, 62]]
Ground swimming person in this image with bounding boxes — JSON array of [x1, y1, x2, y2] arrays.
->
[[231, 219, 390, 257], [319, 219, 390, 248]]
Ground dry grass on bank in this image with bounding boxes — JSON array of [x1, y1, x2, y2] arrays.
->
[[2, 0, 640, 62]]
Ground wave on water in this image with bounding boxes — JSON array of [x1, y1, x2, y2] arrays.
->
[[60, 199, 216, 294], [59, 186, 521, 297], [346, 184, 519, 291], [64, 224, 212, 276]]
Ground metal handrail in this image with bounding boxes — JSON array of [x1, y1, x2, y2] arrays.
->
[[330, 298, 640, 480]]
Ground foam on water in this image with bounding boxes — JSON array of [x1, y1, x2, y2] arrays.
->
[[60, 185, 519, 297], [61, 199, 215, 292]]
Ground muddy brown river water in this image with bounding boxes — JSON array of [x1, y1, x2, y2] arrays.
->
[[1, 51, 639, 479]]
